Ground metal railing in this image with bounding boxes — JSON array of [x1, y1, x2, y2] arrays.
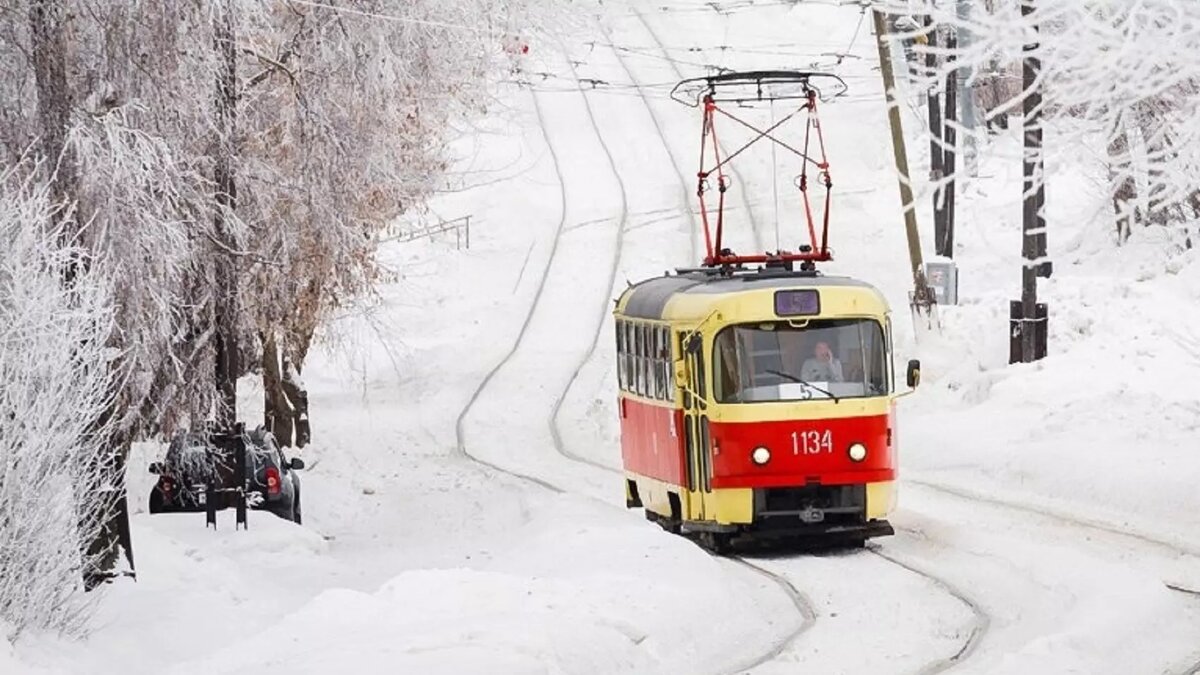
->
[[382, 214, 471, 250]]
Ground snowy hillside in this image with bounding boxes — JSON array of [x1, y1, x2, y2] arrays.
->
[[8, 1, 1200, 674]]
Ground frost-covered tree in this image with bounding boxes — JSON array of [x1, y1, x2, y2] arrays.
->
[[0, 167, 118, 635], [0, 0, 537, 611], [880, 0, 1200, 244], [233, 0, 533, 443]]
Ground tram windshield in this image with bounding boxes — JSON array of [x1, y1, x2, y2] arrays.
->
[[713, 319, 888, 403]]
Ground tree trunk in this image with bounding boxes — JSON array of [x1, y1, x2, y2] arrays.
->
[[281, 355, 310, 448], [29, 0, 78, 261], [262, 331, 294, 446], [213, 0, 240, 429], [1108, 121, 1136, 244], [30, 0, 133, 592]]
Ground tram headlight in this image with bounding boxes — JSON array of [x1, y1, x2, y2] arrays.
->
[[751, 446, 771, 465], [848, 443, 868, 462]]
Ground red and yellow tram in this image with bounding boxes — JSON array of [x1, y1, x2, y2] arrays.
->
[[614, 268, 919, 550], [616, 70, 920, 550]]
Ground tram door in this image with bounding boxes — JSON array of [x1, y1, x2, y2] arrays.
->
[[681, 332, 711, 521]]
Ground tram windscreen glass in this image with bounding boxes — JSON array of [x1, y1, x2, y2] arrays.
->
[[774, 290, 820, 316], [713, 319, 888, 403]]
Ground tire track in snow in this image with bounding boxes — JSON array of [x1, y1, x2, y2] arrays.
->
[[868, 546, 990, 675], [909, 479, 1200, 561], [635, 8, 765, 256], [453, 89, 569, 496]]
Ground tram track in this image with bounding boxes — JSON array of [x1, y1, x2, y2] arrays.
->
[[558, 22, 820, 671], [454, 36, 815, 675], [460, 6, 1199, 673], [910, 477, 1200, 667], [909, 478, 1200, 571], [867, 546, 990, 675], [634, 7, 995, 673], [458, 13, 992, 675], [453, 88, 569, 496], [547, 38, 630, 475], [723, 558, 818, 674], [898, 479, 1200, 673], [564, 25, 822, 673], [915, 478, 1200, 554]]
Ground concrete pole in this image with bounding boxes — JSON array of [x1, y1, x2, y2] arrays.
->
[[1020, 0, 1045, 362]]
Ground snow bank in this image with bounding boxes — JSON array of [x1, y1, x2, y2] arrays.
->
[[905, 139, 1200, 545], [180, 497, 794, 674]]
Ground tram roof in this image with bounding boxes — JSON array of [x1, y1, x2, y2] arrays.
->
[[616, 269, 885, 321]]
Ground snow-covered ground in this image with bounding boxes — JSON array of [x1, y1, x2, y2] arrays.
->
[[9, 1, 1200, 673]]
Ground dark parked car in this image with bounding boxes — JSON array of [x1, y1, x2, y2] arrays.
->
[[149, 426, 304, 523]]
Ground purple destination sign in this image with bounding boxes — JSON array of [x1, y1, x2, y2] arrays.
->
[[774, 289, 820, 316]]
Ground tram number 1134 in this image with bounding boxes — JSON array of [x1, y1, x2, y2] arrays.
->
[[792, 429, 833, 455]]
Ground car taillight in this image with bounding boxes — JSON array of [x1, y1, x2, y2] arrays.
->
[[265, 467, 281, 495]]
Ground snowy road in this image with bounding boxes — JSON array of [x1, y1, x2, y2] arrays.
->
[[482, 2, 1200, 672], [12, 1, 1200, 673]]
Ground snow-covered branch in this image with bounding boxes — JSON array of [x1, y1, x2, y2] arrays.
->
[[878, 0, 1200, 241], [0, 165, 118, 636]]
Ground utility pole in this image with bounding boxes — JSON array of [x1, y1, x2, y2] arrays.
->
[[924, 15, 945, 250], [872, 9, 937, 318], [1013, 0, 1048, 363], [942, 28, 958, 258]]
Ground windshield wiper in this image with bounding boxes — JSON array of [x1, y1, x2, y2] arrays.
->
[[765, 369, 840, 403]]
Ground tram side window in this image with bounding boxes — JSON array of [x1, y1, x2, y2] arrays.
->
[[615, 321, 626, 391], [628, 319, 638, 389], [652, 328, 664, 400], [659, 326, 671, 400], [639, 324, 649, 397], [632, 324, 642, 396], [652, 326, 662, 398], [647, 327, 658, 399], [642, 324, 653, 398], [644, 326, 654, 399]]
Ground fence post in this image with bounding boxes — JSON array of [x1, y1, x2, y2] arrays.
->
[[234, 423, 247, 530], [465, 216, 471, 249]]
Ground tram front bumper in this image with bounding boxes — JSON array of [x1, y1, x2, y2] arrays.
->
[[745, 483, 895, 540], [743, 517, 895, 542]]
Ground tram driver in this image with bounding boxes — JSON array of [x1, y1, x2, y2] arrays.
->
[[800, 340, 844, 382]]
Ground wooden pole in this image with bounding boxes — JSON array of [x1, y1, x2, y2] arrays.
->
[[872, 9, 935, 309]]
